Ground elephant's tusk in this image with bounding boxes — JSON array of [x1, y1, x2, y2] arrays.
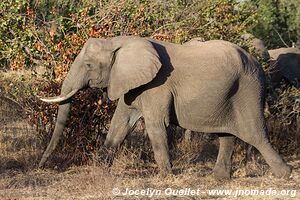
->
[[39, 89, 79, 103]]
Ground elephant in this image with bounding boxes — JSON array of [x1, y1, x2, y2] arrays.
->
[[268, 48, 300, 88], [240, 33, 270, 61], [39, 36, 291, 179]]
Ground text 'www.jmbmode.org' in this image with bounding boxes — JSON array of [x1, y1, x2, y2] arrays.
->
[[112, 187, 297, 198]]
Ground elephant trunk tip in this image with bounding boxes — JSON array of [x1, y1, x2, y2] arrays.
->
[[104, 139, 111, 147], [104, 138, 118, 148], [38, 158, 46, 169]]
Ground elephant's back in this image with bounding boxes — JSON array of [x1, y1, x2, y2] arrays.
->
[[269, 48, 300, 73], [172, 40, 261, 80], [269, 48, 300, 85], [269, 48, 300, 60]]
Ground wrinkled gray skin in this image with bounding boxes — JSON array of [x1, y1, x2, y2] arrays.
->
[[39, 36, 291, 179], [268, 48, 300, 88]]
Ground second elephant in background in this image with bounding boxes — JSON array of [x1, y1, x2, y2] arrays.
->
[[240, 34, 300, 88], [268, 48, 300, 88], [241, 33, 270, 61]]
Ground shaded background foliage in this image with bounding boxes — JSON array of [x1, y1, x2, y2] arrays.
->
[[252, 0, 300, 48], [0, 0, 299, 168]]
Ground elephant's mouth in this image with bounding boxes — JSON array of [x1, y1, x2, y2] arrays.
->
[[101, 87, 108, 101], [102, 87, 108, 93], [89, 79, 102, 88], [89, 80, 108, 101]]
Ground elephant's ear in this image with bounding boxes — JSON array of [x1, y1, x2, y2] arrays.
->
[[108, 37, 162, 100]]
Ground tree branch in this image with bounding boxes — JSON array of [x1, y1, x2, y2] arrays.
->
[[274, 29, 289, 48]]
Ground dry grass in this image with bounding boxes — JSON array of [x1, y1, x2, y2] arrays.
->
[[1, 114, 299, 199], [0, 94, 42, 174], [0, 154, 299, 199]]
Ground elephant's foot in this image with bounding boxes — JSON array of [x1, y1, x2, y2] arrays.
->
[[255, 142, 292, 179], [213, 165, 231, 180], [271, 164, 292, 179], [38, 158, 46, 168], [159, 169, 173, 177], [158, 162, 173, 177], [100, 148, 116, 167]]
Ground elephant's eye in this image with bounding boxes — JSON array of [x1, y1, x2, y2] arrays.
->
[[86, 63, 93, 69]]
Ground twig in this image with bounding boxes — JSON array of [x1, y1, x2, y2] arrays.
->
[[0, 95, 23, 110], [274, 29, 289, 48]]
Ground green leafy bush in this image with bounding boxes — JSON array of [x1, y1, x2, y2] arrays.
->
[[250, 0, 300, 48]]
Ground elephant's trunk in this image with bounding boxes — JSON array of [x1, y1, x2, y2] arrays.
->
[[38, 103, 70, 167], [39, 78, 74, 167], [38, 46, 89, 167]]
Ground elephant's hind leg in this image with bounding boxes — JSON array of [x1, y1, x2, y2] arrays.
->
[[233, 80, 291, 178], [213, 134, 235, 180], [236, 128, 291, 178]]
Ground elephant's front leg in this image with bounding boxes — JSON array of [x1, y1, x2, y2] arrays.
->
[[145, 121, 172, 176], [104, 97, 142, 148], [213, 134, 235, 180], [141, 91, 173, 176]]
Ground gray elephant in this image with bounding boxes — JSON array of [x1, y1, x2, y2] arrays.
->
[[40, 36, 291, 179], [268, 47, 300, 88], [241, 33, 270, 61]]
